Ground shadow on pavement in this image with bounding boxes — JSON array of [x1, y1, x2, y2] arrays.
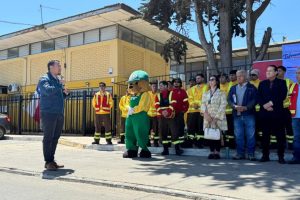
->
[[42, 169, 75, 179], [132, 155, 300, 198]]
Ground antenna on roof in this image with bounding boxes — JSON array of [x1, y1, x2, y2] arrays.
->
[[39, 4, 60, 25]]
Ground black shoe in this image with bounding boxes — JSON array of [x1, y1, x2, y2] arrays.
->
[[139, 150, 152, 158], [259, 156, 270, 162], [278, 157, 286, 164], [208, 153, 214, 159], [214, 154, 221, 159], [123, 150, 138, 158], [175, 144, 184, 156], [287, 158, 300, 164], [106, 141, 113, 145], [92, 141, 99, 145]]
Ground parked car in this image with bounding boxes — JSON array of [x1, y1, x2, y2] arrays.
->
[[0, 113, 10, 139]]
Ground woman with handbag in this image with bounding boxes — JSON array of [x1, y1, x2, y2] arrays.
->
[[201, 75, 228, 159]]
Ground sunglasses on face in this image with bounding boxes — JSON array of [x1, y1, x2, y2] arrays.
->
[[250, 74, 257, 77]]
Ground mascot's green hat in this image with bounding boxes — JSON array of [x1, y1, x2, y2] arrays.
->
[[128, 70, 149, 83]]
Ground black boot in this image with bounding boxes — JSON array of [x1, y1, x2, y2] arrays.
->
[[161, 145, 169, 155], [175, 144, 184, 156], [139, 150, 152, 158], [123, 150, 138, 158], [92, 139, 100, 145], [118, 135, 125, 144], [106, 139, 112, 145]]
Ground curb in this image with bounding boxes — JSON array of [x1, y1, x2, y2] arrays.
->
[[4, 135, 294, 160], [0, 166, 242, 200]]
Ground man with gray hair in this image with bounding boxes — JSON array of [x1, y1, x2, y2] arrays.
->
[[228, 70, 258, 160]]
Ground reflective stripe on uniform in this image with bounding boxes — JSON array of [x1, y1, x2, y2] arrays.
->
[[105, 132, 112, 139], [94, 132, 100, 140]]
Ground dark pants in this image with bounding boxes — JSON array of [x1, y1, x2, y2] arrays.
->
[[159, 112, 184, 145], [186, 112, 204, 144], [41, 112, 64, 164], [261, 115, 286, 158], [225, 114, 235, 148], [94, 114, 111, 141], [149, 116, 159, 141], [208, 139, 221, 152]]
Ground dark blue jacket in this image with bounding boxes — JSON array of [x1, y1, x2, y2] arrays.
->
[[228, 82, 257, 117], [37, 72, 65, 114]]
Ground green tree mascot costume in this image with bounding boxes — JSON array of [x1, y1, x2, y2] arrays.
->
[[123, 70, 152, 158]]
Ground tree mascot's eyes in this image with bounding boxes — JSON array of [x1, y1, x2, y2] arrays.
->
[[129, 82, 138, 89]]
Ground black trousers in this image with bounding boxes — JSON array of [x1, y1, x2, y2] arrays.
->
[[149, 116, 159, 141], [208, 139, 221, 152], [41, 112, 64, 163], [159, 112, 184, 145], [261, 115, 286, 158], [186, 112, 204, 142]]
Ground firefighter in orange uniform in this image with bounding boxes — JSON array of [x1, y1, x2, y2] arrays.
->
[[155, 79, 188, 155], [92, 82, 113, 145]]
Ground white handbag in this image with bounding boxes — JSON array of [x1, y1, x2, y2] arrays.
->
[[204, 127, 221, 140]]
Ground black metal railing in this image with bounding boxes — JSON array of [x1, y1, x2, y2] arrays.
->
[[0, 91, 119, 136]]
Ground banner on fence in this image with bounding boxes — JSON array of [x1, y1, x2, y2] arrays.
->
[[283, 43, 300, 82]]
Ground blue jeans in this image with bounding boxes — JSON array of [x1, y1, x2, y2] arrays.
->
[[292, 118, 300, 160], [41, 112, 64, 163], [233, 115, 256, 156]]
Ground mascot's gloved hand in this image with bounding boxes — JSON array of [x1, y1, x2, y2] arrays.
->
[[127, 107, 135, 116]]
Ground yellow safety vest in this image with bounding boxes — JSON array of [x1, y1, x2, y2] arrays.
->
[[119, 95, 130, 118], [283, 78, 293, 108], [220, 83, 229, 93], [147, 91, 159, 117], [188, 84, 208, 113]]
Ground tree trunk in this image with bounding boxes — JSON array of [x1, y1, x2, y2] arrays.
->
[[256, 27, 272, 61], [246, 0, 271, 64], [219, 0, 232, 71], [194, 1, 218, 74]]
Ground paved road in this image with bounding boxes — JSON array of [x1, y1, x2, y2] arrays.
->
[[0, 140, 300, 200], [0, 172, 186, 200]]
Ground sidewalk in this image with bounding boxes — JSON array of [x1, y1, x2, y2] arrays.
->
[[0, 140, 299, 200], [5, 134, 294, 160]]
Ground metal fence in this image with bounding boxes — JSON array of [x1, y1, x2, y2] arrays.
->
[[0, 91, 119, 136]]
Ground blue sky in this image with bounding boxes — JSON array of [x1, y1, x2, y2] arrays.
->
[[0, 0, 299, 49]]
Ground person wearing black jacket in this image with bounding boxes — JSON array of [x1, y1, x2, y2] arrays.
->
[[228, 70, 257, 161], [257, 65, 288, 164]]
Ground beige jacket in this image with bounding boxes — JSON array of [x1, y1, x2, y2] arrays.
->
[[201, 89, 228, 131]]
